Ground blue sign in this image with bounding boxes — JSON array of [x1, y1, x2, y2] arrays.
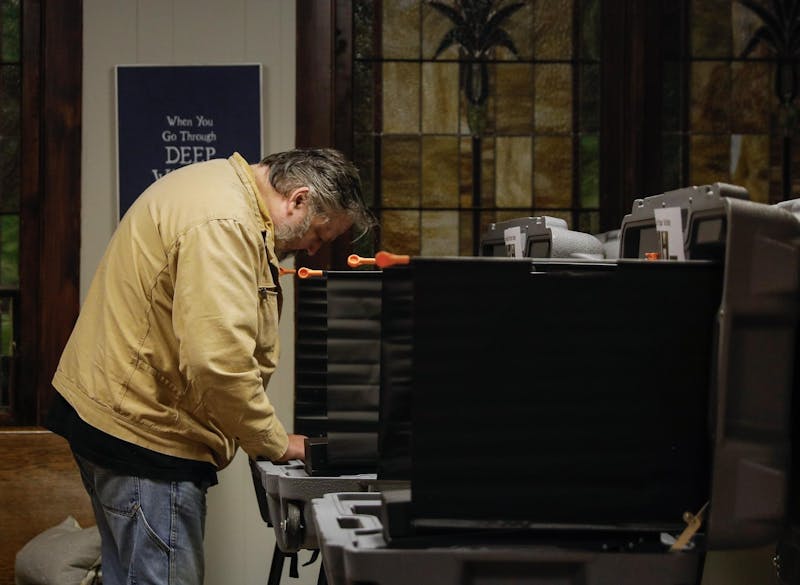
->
[[116, 64, 262, 218]]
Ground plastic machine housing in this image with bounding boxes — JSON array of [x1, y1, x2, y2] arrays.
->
[[480, 215, 604, 258], [311, 184, 800, 585], [618, 183, 799, 548]]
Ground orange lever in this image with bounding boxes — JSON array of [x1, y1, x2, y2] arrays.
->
[[279, 266, 296, 276], [347, 254, 377, 268], [297, 267, 324, 279], [375, 251, 411, 268]]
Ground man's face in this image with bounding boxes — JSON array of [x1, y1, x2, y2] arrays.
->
[[274, 209, 352, 260]]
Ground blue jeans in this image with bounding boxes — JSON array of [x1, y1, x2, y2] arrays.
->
[[73, 453, 208, 585]]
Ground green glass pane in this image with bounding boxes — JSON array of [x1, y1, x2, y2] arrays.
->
[[579, 135, 599, 208], [1, 0, 20, 62], [0, 64, 20, 213], [663, 61, 683, 133], [580, 64, 600, 132], [353, 133, 375, 208], [662, 134, 684, 191], [0, 296, 12, 355], [354, 60, 375, 134], [354, 0, 376, 59], [578, 211, 600, 235], [0, 214, 18, 286], [579, 0, 600, 60]]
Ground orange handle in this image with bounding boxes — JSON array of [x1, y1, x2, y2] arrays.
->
[[375, 251, 411, 268], [347, 254, 377, 268], [279, 266, 296, 276], [297, 267, 324, 279]]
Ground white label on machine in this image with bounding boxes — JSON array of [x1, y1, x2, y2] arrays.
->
[[654, 207, 685, 261], [504, 226, 524, 258]]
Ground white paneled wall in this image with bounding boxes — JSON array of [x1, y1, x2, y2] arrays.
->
[[82, 2, 313, 584]]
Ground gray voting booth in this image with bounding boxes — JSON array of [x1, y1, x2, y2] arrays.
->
[[309, 184, 800, 585]]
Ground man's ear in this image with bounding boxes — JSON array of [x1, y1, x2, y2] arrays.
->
[[288, 187, 310, 211]]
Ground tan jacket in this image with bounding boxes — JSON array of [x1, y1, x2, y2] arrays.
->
[[52, 153, 289, 469]]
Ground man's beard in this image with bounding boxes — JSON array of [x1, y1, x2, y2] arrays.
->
[[274, 212, 314, 261]]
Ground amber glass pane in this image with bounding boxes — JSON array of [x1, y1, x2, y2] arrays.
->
[[579, 135, 599, 208], [381, 210, 420, 255], [354, 0, 376, 59], [534, 64, 572, 133], [422, 62, 459, 134], [690, 61, 730, 133], [480, 137, 496, 208], [534, 136, 572, 208], [383, 1, 420, 59], [496, 63, 533, 134], [422, 1, 458, 60], [383, 62, 420, 134], [459, 136, 473, 208], [731, 134, 770, 203], [459, 211, 473, 256], [496, 137, 532, 208], [505, 0, 534, 60], [381, 136, 421, 208], [0, 64, 19, 213], [691, 0, 731, 58], [422, 136, 459, 208], [1, 0, 19, 62], [534, 0, 573, 60], [731, 62, 770, 134], [0, 213, 17, 285], [690, 134, 731, 186], [421, 210, 459, 256]]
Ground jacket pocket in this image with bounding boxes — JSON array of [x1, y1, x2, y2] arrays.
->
[[255, 284, 279, 364]]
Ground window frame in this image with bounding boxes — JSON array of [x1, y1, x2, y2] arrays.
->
[[0, 0, 81, 426]]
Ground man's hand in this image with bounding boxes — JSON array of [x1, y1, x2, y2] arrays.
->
[[276, 433, 307, 462]]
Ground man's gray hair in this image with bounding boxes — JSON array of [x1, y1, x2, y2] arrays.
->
[[259, 148, 376, 239]]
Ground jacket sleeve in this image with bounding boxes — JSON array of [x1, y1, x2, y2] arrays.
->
[[170, 219, 289, 460]]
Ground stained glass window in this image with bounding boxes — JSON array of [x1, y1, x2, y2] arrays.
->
[[663, 0, 795, 204], [352, 0, 602, 256], [0, 0, 19, 412]]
